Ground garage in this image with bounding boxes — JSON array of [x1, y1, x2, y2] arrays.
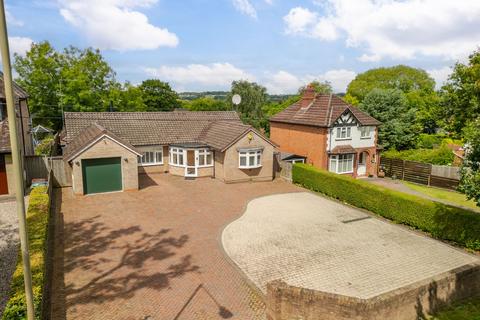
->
[[82, 157, 122, 195]]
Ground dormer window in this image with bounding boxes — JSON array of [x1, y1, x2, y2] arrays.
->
[[336, 127, 351, 140]]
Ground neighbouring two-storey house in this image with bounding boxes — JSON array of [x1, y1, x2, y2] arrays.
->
[[0, 74, 34, 195], [270, 85, 381, 177]]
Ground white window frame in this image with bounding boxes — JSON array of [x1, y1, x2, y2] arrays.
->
[[336, 127, 352, 140], [169, 147, 185, 167], [197, 149, 213, 167], [288, 158, 305, 164], [239, 149, 262, 169], [329, 154, 354, 174], [360, 126, 372, 139], [138, 149, 163, 166]]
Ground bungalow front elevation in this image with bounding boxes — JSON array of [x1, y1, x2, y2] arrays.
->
[[62, 111, 276, 195], [270, 85, 382, 177]]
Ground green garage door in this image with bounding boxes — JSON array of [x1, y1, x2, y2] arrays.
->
[[82, 157, 122, 194]]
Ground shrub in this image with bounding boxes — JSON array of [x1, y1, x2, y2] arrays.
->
[[292, 164, 480, 250], [416, 134, 446, 149], [383, 145, 454, 165], [2, 186, 50, 320], [34, 136, 54, 156]]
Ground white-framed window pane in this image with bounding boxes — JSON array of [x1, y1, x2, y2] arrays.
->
[[198, 154, 205, 166], [347, 127, 351, 138], [248, 155, 255, 166], [206, 153, 212, 165], [240, 155, 247, 166]]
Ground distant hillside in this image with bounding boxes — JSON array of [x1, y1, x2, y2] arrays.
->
[[179, 91, 296, 102]]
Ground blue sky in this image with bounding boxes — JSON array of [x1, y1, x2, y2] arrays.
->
[[5, 0, 480, 93]]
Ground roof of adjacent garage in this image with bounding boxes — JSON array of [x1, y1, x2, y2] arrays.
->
[[64, 111, 275, 152]]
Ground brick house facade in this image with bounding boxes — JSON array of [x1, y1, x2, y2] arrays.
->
[[270, 86, 381, 178]]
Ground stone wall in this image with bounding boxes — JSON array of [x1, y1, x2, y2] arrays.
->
[[266, 263, 480, 320]]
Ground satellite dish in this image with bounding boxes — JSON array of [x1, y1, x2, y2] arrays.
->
[[232, 94, 241, 105]]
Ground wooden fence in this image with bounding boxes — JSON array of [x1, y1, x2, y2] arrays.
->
[[380, 157, 460, 190], [24, 155, 72, 187]]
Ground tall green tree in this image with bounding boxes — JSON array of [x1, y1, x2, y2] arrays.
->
[[440, 50, 480, 136], [298, 80, 333, 95], [346, 65, 440, 133], [138, 79, 180, 111], [227, 80, 267, 128], [459, 118, 480, 206], [360, 88, 419, 150]]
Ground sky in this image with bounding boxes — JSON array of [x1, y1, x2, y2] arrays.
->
[[4, 0, 480, 94]]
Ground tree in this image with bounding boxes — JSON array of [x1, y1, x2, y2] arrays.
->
[[298, 80, 332, 95], [138, 79, 180, 111], [459, 119, 480, 206], [440, 49, 480, 136], [227, 80, 267, 127], [182, 97, 230, 111], [360, 89, 420, 150]]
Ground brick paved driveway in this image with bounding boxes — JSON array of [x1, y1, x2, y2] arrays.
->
[[50, 174, 300, 320], [223, 192, 479, 299]]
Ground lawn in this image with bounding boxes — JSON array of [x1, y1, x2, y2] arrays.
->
[[402, 181, 480, 212], [429, 297, 480, 320]]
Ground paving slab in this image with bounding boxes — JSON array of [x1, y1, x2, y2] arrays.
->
[[222, 192, 479, 299]]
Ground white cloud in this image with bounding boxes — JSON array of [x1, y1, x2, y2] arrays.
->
[[265, 69, 356, 94], [9, 37, 33, 56], [144, 63, 255, 88], [232, 0, 257, 18], [58, 0, 178, 51], [428, 66, 452, 89], [284, 0, 480, 61]]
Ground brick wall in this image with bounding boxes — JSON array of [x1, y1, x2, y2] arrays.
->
[[270, 122, 328, 169], [267, 263, 480, 320]]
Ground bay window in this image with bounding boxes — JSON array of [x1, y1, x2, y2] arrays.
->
[[170, 147, 185, 166], [239, 149, 262, 169], [138, 150, 163, 166], [329, 154, 354, 174], [197, 149, 213, 166]]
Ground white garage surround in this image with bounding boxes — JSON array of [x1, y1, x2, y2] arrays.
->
[[222, 192, 479, 299]]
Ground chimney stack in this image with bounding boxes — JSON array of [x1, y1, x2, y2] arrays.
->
[[300, 84, 316, 108]]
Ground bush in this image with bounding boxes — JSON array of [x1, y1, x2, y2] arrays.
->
[[416, 134, 446, 149], [292, 164, 480, 250], [34, 136, 54, 156], [383, 145, 455, 165], [2, 186, 50, 320]]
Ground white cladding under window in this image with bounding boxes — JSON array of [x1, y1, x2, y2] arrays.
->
[[239, 149, 262, 168]]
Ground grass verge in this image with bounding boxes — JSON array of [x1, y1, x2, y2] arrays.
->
[[429, 297, 480, 320], [2, 186, 49, 320]]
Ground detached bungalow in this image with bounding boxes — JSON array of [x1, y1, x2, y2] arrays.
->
[[62, 111, 276, 195]]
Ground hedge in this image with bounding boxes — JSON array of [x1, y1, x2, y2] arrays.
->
[[382, 145, 454, 165], [2, 186, 50, 320], [292, 164, 480, 250]]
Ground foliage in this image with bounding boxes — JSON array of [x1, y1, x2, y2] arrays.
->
[[416, 134, 447, 149], [138, 79, 180, 111], [346, 65, 440, 134], [2, 186, 50, 320], [292, 164, 480, 250], [382, 146, 455, 165], [298, 80, 332, 95], [34, 135, 54, 156], [360, 88, 420, 150], [402, 181, 479, 212], [181, 97, 230, 111], [459, 119, 480, 206], [429, 297, 480, 320], [440, 49, 480, 135]]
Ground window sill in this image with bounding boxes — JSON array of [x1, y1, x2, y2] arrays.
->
[[335, 138, 352, 141], [239, 165, 262, 169], [138, 163, 164, 167], [360, 137, 372, 140], [169, 163, 186, 168], [197, 164, 214, 168]]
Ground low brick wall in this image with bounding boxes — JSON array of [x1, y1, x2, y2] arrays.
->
[[266, 263, 480, 320]]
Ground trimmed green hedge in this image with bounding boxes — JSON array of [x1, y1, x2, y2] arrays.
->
[[2, 186, 49, 320], [292, 164, 480, 250]]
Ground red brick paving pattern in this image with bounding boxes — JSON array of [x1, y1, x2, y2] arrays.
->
[[50, 174, 301, 320]]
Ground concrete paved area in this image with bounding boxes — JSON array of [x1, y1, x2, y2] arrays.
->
[[0, 196, 28, 317], [222, 192, 479, 299], [50, 174, 301, 320]]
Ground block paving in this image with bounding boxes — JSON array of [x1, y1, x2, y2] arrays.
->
[[49, 174, 301, 320]]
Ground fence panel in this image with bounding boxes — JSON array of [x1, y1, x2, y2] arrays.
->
[[431, 165, 461, 180], [430, 176, 459, 190], [47, 157, 72, 187], [24, 155, 49, 184], [403, 160, 431, 185], [279, 161, 293, 181]]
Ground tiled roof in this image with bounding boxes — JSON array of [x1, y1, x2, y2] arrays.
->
[[0, 72, 29, 99], [270, 93, 380, 127], [0, 120, 11, 153], [63, 123, 140, 161], [330, 145, 357, 154], [63, 111, 270, 153]]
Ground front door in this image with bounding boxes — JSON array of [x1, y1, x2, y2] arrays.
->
[[357, 152, 367, 176], [185, 150, 198, 177], [0, 154, 8, 194]]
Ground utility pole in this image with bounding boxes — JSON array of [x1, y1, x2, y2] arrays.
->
[[0, 1, 35, 319]]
